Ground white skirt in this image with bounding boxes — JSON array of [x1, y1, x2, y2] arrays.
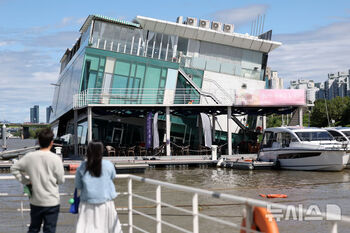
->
[[76, 200, 123, 233]]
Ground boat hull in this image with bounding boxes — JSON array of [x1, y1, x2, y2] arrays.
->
[[259, 150, 349, 171]]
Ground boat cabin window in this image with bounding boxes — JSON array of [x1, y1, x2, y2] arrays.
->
[[341, 130, 350, 139], [276, 132, 296, 148], [328, 130, 347, 142], [261, 131, 274, 148], [295, 131, 333, 141]]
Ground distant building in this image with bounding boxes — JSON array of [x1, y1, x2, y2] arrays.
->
[[315, 82, 326, 99], [30, 105, 39, 123], [265, 67, 284, 89], [315, 70, 350, 100], [290, 79, 317, 105], [46, 106, 52, 124]]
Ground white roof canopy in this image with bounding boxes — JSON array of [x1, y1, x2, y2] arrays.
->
[[136, 16, 282, 53]]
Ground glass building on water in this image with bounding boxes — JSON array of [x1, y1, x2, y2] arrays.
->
[[50, 14, 284, 156]]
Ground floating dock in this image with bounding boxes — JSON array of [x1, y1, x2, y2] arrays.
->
[[217, 157, 275, 170]]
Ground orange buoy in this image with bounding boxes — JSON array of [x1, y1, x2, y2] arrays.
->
[[241, 207, 279, 233], [68, 164, 79, 171], [260, 193, 288, 198]]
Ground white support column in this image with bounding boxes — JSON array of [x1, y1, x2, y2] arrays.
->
[[166, 106, 171, 156], [130, 36, 135, 54], [158, 34, 163, 59], [212, 115, 216, 143], [227, 106, 232, 155], [262, 115, 267, 130], [2, 124, 7, 149], [137, 37, 141, 56], [87, 107, 92, 142], [74, 110, 78, 156], [298, 107, 303, 127], [151, 39, 156, 58]]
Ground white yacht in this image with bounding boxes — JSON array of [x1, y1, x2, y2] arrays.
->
[[325, 127, 350, 167], [258, 127, 349, 171], [325, 127, 350, 143]]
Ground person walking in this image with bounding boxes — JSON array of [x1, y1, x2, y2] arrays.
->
[[75, 141, 122, 233], [11, 128, 65, 233]]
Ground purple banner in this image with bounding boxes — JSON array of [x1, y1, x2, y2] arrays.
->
[[146, 112, 152, 149]]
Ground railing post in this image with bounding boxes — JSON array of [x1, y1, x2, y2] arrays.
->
[[330, 221, 338, 233], [192, 193, 199, 233], [245, 204, 253, 233], [20, 200, 24, 230], [156, 185, 162, 233], [128, 178, 133, 233]]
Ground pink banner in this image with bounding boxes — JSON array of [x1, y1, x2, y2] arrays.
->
[[234, 89, 305, 106]]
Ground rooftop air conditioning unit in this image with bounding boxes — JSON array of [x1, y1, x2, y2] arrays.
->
[[186, 17, 197, 26], [223, 24, 234, 33], [176, 16, 184, 24], [211, 21, 222, 31], [199, 19, 210, 29]]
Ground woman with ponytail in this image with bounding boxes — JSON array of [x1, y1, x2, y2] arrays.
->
[[75, 141, 122, 233]]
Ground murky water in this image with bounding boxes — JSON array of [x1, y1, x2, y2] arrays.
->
[[1, 167, 350, 233]]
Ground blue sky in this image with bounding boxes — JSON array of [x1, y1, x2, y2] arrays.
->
[[1, 0, 350, 123]]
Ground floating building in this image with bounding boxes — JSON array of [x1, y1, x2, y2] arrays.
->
[[50, 15, 305, 156]]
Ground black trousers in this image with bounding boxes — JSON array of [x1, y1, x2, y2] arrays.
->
[[28, 204, 60, 233]]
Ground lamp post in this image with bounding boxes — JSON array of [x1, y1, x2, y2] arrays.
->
[[2, 124, 7, 150]]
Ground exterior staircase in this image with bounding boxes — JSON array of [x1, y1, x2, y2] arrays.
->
[[288, 107, 307, 126]]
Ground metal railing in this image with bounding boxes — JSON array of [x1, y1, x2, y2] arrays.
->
[[73, 88, 215, 108], [1, 174, 349, 233]]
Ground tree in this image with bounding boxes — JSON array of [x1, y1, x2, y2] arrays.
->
[[341, 101, 350, 126], [310, 99, 329, 127], [310, 96, 350, 127], [267, 114, 282, 128], [328, 96, 350, 125]]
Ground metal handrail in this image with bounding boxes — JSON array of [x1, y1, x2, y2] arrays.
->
[[1, 174, 348, 233]]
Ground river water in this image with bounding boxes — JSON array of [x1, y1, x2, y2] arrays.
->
[[1, 167, 350, 233]]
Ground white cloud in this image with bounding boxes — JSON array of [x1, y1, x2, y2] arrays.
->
[[0, 16, 82, 123], [269, 19, 350, 86], [0, 50, 59, 123], [211, 4, 269, 27]]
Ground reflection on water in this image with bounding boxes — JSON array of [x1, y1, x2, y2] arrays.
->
[[1, 168, 350, 232]]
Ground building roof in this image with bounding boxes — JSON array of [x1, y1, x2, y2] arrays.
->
[[136, 16, 282, 53], [80, 14, 140, 33]]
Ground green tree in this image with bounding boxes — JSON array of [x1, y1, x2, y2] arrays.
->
[[328, 96, 350, 125], [341, 102, 350, 126], [310, 99, 329, 127], [267, 114, 282, 128]]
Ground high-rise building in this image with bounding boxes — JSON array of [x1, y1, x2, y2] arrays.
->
[[30, 105, 39, 123], [290, 79, 317, 106], [46, 106, 52, 123], [315, 70, 350, 100], [265, 67, 284, 89]]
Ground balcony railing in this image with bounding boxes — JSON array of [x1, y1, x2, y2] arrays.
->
[[73, 88, 205, 108]]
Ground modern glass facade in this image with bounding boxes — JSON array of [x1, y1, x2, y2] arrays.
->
[[89, 20, 265, 81], [50, 15, 278, 155]]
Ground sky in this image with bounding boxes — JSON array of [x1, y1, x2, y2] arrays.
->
[[0, 0, 350, 123]]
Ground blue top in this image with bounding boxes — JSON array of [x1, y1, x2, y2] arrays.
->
[[75, 160, 117, 204]]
